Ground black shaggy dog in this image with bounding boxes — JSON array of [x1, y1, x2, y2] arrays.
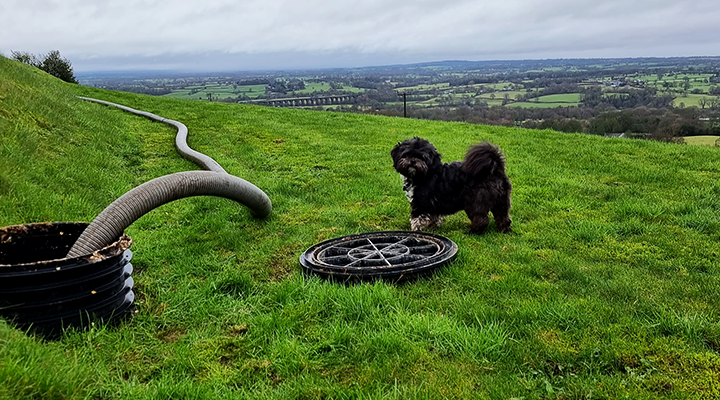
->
[[390, 137, 512, 233]]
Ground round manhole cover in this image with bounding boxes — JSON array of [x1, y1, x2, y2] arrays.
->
[[300, 231, 458, 282]]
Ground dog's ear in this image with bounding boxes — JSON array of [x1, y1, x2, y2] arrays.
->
[[429, 151, 443, 167]]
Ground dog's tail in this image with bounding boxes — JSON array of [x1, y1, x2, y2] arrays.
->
[[462, 142, 505, 178]]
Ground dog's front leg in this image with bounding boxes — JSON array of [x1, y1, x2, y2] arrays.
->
[[410, 214, 434, 231], [469, 214, 490, 233], [410, 214, 444, 231], [429, 215, 444, 228]]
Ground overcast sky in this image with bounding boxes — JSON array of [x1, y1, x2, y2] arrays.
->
[[1, 0, 719, 72]]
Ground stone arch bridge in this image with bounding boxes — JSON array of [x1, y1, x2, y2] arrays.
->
[[256, 94, 359, 107]]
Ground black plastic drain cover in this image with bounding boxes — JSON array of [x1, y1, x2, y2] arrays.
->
[[300, 231, 458, 282]]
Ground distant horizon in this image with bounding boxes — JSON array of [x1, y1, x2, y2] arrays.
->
[[5, 0, 719, 76], [72, 54, 720, 77]]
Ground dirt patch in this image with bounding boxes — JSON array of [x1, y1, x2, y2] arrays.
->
[[269, 243, 303, 281], [0, 224, 31, 243], [229, 324, 248, 337], [0, 222, 131, 267], [86, 234, 132, 263], [157, 326, 187, 343]]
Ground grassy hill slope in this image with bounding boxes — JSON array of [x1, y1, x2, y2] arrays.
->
[[1, 56, 720, 399]]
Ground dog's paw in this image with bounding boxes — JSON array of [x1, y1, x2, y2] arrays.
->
[[410, 215, 444, 231], [496, 223, 512, 234]]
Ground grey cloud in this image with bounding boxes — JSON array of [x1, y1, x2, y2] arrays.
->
[[1, 0, 717, 71]]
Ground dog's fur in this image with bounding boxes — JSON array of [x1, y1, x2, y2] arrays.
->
[[390, 137, 512, 233]]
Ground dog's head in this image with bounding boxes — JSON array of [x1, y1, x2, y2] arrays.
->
[[390, 137, 442, 179]]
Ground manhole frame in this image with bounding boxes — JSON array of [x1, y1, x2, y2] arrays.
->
[[300, 231, 458, 282]]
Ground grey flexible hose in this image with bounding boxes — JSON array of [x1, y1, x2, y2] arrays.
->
[[78, 97, 226, 173], [67, 171, 271, 257], [67, 98, 271, 258]]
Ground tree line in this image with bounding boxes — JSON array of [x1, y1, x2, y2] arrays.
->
[[10, 50, 77, 84], [348, 99, 720, 142]]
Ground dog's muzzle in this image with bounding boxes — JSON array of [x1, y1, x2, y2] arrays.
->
[[398, 158, 427, 177]]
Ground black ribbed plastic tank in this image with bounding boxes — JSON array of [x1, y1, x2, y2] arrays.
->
[[0, 222, 134, 337]]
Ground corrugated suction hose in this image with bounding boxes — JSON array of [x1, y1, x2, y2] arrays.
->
[[77, 97, 226, 173], [67, 98, 271, 258]]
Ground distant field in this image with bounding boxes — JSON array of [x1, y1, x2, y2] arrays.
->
[[507, 102, 578, 109], [691, 84, 713, 92], [672, 94, 717, 108], [535, 93, 582, 103], [164, 81, 364, 100], [386, 101, 422, 106], [639, 73, 714, 83], [416, 97, 440, 106], [499, 93, 581, 109], [479, 90, 526, 100], [395, 83, 450, 91], [415, 94, 475, 106], [338, 85, 365, 93], [485, 82, 519, 90], [164, 84, 265, 100], [683, 135, 720, 146], [231, 85, 266, 97], [639, 73, 715, 94], [296, 82, 331, 94]]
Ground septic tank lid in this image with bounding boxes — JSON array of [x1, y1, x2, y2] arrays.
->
[[300, 231, 457, 282]]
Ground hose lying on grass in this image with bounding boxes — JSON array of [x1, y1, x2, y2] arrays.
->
[[67, 98, 271, 258]]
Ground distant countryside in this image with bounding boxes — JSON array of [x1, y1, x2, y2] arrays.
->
[[80, 57, 720, 145]]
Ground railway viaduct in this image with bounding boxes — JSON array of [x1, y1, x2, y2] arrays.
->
[[256, 94, 359, 107]]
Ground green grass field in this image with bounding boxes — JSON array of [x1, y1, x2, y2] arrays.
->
[[507, 102, 578, 109], [477, 93, 580, 108], [336, 85, 365, 94], [479, 90, 526, 100], [395, 83, 450, 92], [638, 73, 715, 96], [683, 135, 720, 146], [535, 93, 582, 103], [485, 83, 521, 90], [638, 73, 714, 85], [672, 94, 718, 108], [2, 57, 720, 399], [295, 82, 332, 94]]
